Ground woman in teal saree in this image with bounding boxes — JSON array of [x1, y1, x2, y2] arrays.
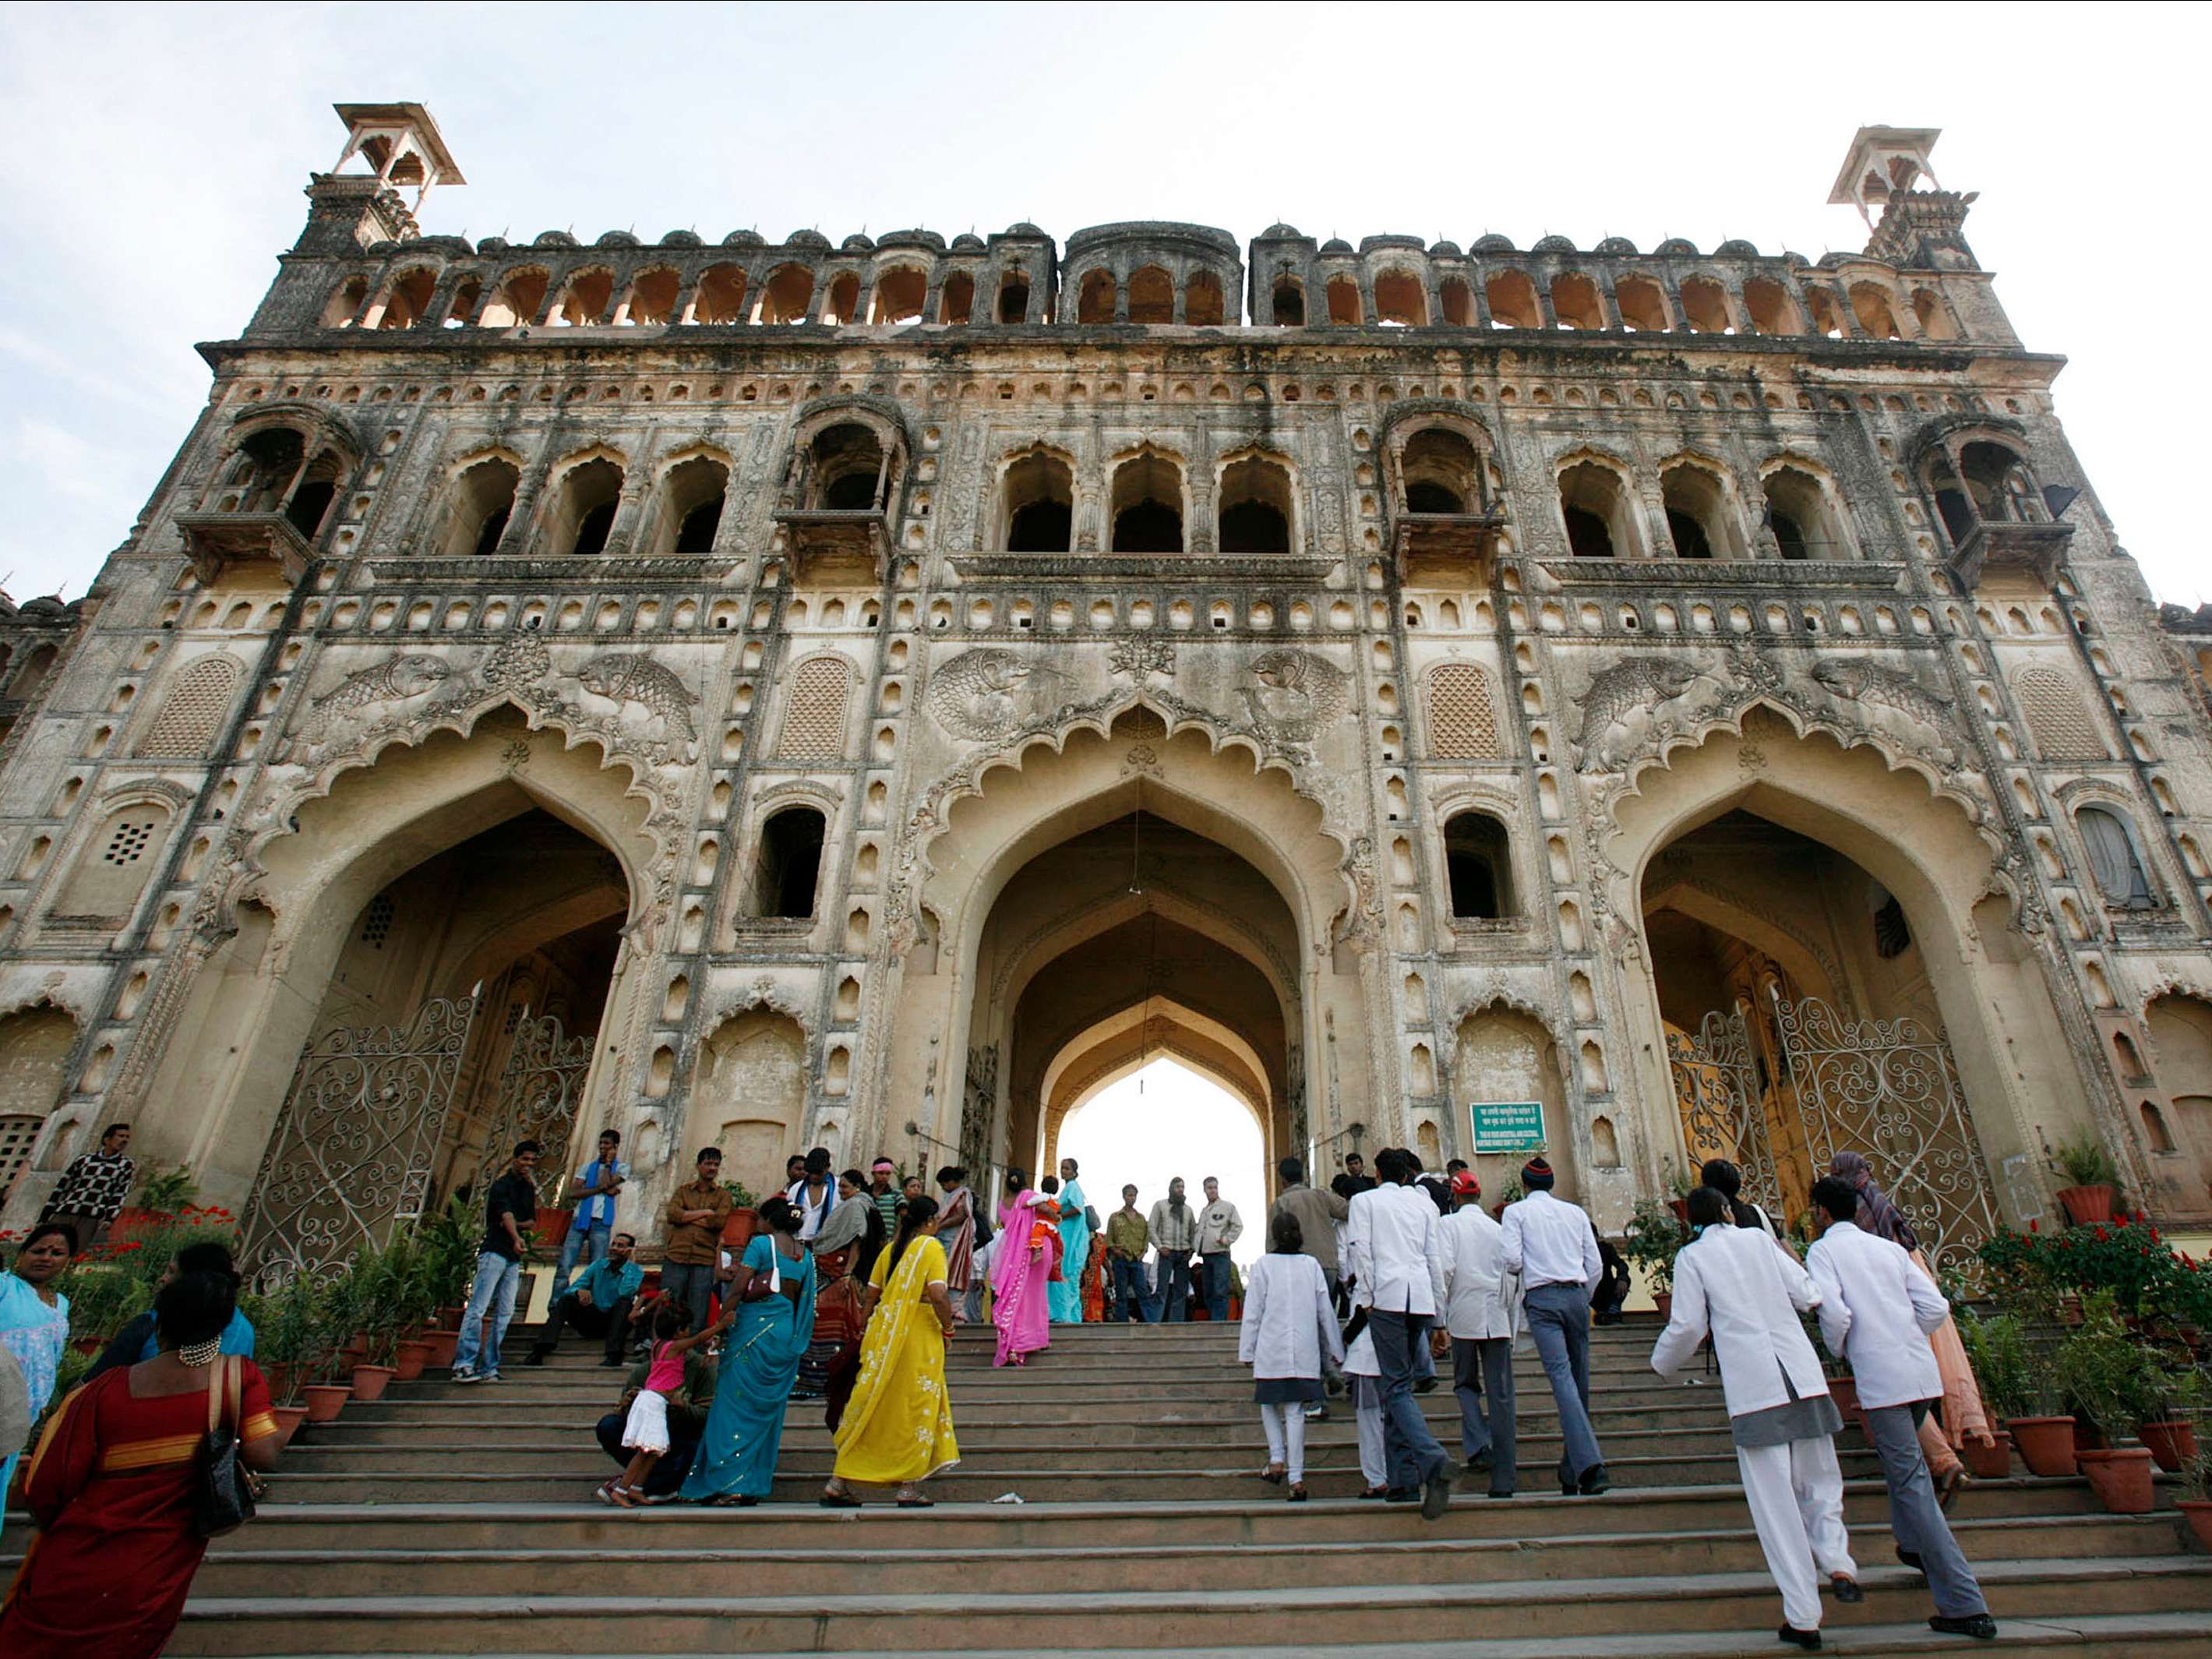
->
[[681, 1195, 816, 1506]]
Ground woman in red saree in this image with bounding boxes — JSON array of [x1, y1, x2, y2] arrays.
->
[[1, 1269, 281, 1658]]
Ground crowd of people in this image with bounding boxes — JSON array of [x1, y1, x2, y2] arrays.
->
[[0, 1125, 2001, 1653]]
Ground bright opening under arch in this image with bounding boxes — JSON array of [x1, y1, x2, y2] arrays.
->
[[1058, 1057, 1265, 1269]]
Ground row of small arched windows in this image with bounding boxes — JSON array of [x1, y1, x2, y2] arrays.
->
[[1554, 454, 1851, 561]]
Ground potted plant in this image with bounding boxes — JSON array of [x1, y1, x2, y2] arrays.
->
[[416, 1195, 478, 1364], [721, 1177, 761, 1251], [2052, 1135, 2119, 1227], [299, 1254, 362, 1423], [1622, 1198, 1686, 1322], [1663, 1161, 1695, 1224], [252, 1272, 322, 1445], [347, 1237, 408, 1403], [53, 1255, 150, 1354], [108, 1163, 200, 1246], [2056, 1291, 2161, 1512], [2178, 1436, 2212, 1551], [2136, 1351, 2206, 1474], [1954, 1307, 2031, 1478]]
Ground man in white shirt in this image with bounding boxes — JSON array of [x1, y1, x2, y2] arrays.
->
[[1439, 1170, 1519, 1498], [1655, 1186, 1861, 1650], [1498, 1156, 1608, 1495], [1807, 1177, 1996, 1642], [784, 1145, 841, 1244], [1341, 1147, 1453, 1519]]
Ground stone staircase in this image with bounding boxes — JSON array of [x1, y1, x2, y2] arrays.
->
[[15, 1319, 2212, 1655]]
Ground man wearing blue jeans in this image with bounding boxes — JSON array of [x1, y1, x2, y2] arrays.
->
[[1147, 1178, 1198, 1322], [554, 1128, 628, 1300], [1104, 1185, 1152, 1322], [1342, 1147, 1454, 1519], [452, 1140, 542, 1385], [1499, 1156, 1608, 1495], [1194, 1176, 1244, 1322]]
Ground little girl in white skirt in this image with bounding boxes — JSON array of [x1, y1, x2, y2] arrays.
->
[[1237, 1212, 1343, 1502], [605, 1301, 720, 1506]]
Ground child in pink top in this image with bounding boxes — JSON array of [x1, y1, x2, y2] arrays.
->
[[605, 1303, 721, 1507]]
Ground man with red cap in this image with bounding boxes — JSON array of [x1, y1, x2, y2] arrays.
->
[[1499, 1155, 1609, 1496], [1438, 1170, 1520, 1498]]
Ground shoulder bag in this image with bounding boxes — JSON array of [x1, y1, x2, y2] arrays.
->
[[192, 1354, 259, 1538]]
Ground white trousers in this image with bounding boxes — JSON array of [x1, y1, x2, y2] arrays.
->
[[1353, 1382, 1388, 1488], [1738, 1434, 1857, 1632], [1258, 1401, 1309, 1484]]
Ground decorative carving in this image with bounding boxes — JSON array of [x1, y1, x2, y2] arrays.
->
[[480, 633, 552, 692], [298, 654, 451, 743], [576, 652, 699, 745], [1572, 655, 1701, 770], [925, 648, 1052, 741], [1427, 662, 1500, 761], [1240, 649, 1349, 751], [1109, 637, 1175, 681], [961, 1043, 997, 1170]]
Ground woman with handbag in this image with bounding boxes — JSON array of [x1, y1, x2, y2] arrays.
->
[[1, 1268, 280, 1657], [680, 1195, 816, 1506]]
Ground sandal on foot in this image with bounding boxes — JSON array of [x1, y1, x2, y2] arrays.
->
[[1261, 1462, 1286, 1484], [1286, 1482, 1308, 1502], [820, 1491, 863, 1509], [896, 1494, 935, 1509], [609, 1485, 644, 1508], [1937, 1467, 1969, 1509]]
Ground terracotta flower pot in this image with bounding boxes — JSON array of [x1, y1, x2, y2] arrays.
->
[[2179, 1499, 2212, 1552], [537, 1209, 574, 1250], [1962, 1431, 2012, 1481], [721, 1207, 760, 1251], [2076, 1446, 2157, 1513], [69, 1336, 104, 1357], [392, 1340, 434, 1383], [1667, 1198, 1690, 1223], [2057, 1184, 2115, 1227], [105, 1206, 173, 1247], [1651, 1291, 1674, 1322], [420, 1328, 460, 1367], [270, 1404, 310, 1449], [301, 1382, 351, 1424], [2140, 1421, 2199, 1474], [2008, 1414, 2079, 1477], [1826, 1375, 1859, 1430], [348, 1363, 397, 1403], [341, 1332, 369, 1364]]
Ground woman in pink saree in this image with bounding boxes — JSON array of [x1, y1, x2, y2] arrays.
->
[[990, 1168, 1053, 1368]]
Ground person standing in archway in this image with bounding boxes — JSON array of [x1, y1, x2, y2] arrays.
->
[[452, 1140, 541, 1385], [38, 1123, 133, 1250], [933, 1167, 977, 1324], [1049, 1158, 1092, 1325], [1104, 1185, 1152, 1322], [1195, 1177, 1244, 1322], [1148, 1179, 1198, 1322], [990, 1169, 1053, 1367], [1499, 1156, 1609, 1496]]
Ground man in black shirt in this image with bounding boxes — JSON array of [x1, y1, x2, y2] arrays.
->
[[452, 1140, 541, 1384]]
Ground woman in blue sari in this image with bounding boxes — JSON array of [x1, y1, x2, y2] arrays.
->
[[1048, 1157, 1090, 1325], [681, 1195, 816, 1507], [0, 1223, 76, 1543]]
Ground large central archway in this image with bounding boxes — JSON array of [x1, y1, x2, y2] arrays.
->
[[882, 708, 1384, 1212]]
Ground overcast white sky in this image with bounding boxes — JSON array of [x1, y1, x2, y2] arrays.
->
[[1060, 1059, 1266, 1267], [0, 3, 2204, 604]]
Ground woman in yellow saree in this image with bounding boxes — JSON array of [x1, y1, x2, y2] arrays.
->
[[821, 1194, 960, 1508]]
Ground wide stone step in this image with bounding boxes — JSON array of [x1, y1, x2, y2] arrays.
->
[[239, 1447, 1982, 1506], [179, 1481, 2118, 1554], [271, 1421, 1826, 1475], [178, 1511, 2180, 1600], [226, 1616, 2212, 1659], [159, 1558, 2212, 1654]]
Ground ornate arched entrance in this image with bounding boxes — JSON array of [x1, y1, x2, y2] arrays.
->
[[1606, 708, 2097, 1268], [136, 706, 668, 1275]]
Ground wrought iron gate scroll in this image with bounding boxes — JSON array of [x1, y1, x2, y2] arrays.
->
[[1666, 993, 2001, 1277], [1663, 1004, 1783, 1222], [475, 1009, 595, 1210], [240, 995, 478, 1283], [1766, 991, 2001, 1280]]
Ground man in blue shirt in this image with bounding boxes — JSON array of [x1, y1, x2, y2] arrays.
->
[[525, 1230, 644, 1366], [555, 1128, 630, 1301]]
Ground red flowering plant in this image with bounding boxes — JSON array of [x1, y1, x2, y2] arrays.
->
[[1978, 1214, 2212, 1331]]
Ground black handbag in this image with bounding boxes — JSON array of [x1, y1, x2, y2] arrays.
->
[[192, 1354, 258, 1538]]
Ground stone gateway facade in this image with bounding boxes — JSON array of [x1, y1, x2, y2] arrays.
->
[[3, 108, 2210, 1269]]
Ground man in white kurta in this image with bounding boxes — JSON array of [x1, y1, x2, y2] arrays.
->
[[1342, 1147, 1454, 1518], [1653, 1189, 1858, 1647], [1439, 1171, 1520, 1497], [1806, 1177, 1995, 1640], [1498, 1156, 1607, 1494]]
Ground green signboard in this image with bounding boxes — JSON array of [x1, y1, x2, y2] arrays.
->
[[1469, 1100, 1546, 1156]]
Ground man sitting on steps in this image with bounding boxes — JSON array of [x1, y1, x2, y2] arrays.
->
[[526, 1230, 644, 1368]]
